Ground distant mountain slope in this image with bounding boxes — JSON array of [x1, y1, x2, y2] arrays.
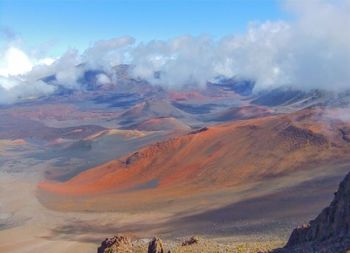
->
[[252, 88, 350, 108], [0, 113, 105, 142], [252, 88, 308, 107], [127, 117, 191, 132], [38, 108, 350, 211], [204, 105, 273, 122], [208, 77, 255, 96], [118, 99, 189, 126]]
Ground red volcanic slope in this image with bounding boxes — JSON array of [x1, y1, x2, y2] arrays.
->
[[39, 108, 350, 199]]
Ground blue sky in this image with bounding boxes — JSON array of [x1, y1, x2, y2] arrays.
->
[[0, 0, 287, 55], [1, 0, 349, 102]]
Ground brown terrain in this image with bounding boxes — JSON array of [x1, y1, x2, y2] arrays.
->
[[39, 108, 350, 203], [206, 105, 273, 122], [96, 234, 282, 253], [34, 108, 350, 249], [83, 168, 350, 253], [128, 117, 191, 132], [168, 91, 206, 101], [2, 82, 350, 252]]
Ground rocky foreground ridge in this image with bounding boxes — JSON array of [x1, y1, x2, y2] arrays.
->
[[98, 171, 350, 253], [98, 236, 203, 253], [273, 171, 350, 253]]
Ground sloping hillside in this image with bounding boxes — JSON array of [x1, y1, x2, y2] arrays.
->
[[38, 108, 350, 212]]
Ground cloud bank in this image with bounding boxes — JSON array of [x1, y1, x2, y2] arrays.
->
[[0, 0, 350, 104]]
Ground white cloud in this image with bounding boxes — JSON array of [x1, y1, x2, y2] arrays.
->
[[1, 0, 350, 104], [130, 36, 219, 88], [128, 0, 350, 91], [283, 0, 350, 91], [37, 57, 56, 66], [96, 73, 111, 85], [82, 36, 135, 71], [0, 46, 59, 103], [0, 76, 55, 104], [0, 47, 33, 77]]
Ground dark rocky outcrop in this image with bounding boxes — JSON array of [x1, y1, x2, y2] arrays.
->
[[97, 235, 132, 253], [339, 127, 350, 143], [280, 125, 328, 147], [188, 127, 208, 135], [148, 237, 164, 253], [181, 236, 200, 246], [273, 171, 350, 253]]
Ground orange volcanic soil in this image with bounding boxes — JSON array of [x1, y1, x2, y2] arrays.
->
[[39, 108, 350, 204]]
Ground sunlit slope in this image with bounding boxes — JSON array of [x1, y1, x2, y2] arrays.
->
[[39, 108, 350, 209]]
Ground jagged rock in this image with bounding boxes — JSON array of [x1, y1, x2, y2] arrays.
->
[[181, 236, 200, 246], [189, 127, 208, 135], [148, 237, 164, 253], [97, 234, 132, 253], [286, 224, 311, 246], [273, 171, 350, 253]]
